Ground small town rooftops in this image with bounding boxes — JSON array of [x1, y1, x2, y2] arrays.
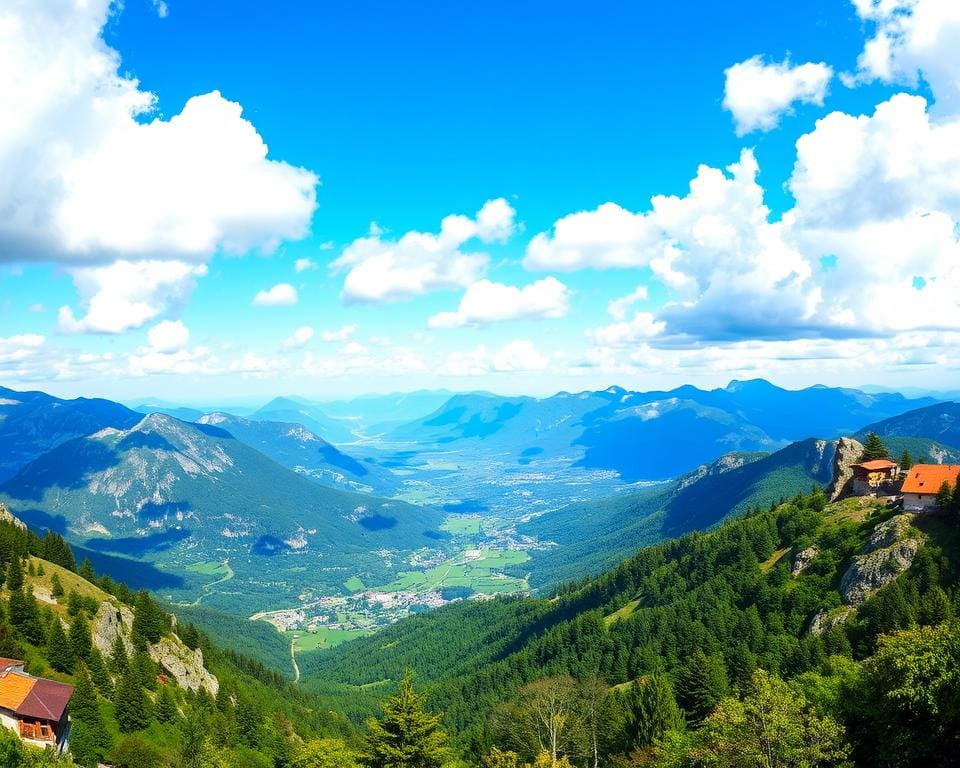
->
[[901, 464, 960, 495], [0, 661, 73, 722], [852, 459, 898, 471]]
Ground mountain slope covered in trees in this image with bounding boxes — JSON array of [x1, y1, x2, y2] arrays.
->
[[305, 489, 960, 767]]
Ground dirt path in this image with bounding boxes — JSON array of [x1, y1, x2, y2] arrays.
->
[[290, 636, 301, 683], [188, 560, 234, 607]]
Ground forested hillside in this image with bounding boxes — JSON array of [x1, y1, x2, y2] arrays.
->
[[306, 489, 960, 767], [522, 437, 836, 587]]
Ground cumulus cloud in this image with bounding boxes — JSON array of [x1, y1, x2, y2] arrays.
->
[[295, 258, 318, 272], [440, 339, 551, 376], [332, 198, 516, 303], [428, 277, 570, 329], [608, 286, 649, 321], [58, 261, 207, 334], [723, 56, 833, 135], [321, 324, 358, 342], [283, 326, 314, 349], [0, 0, 317, 332], [252, 283, 298, 307], [147, 320, 190, 353], [851, 0, 960, 114]]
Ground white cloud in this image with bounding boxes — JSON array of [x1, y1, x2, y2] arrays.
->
[[440, 339, 550, 376], [590, 312, 666, 346], [151, 0, 169, 18], [608, 285, 649, 321], [723, 56, 833, 135], [321, 323, 358, 342], [147, 320, 190, 353], [524, 202, 662, 271], [58, 261, 207, 334], [295, 258, 318, 272], [282, 326, 314, 350], [0, 0, 317, 332], [253, 283, 298, 307], [128, 346, 217, 377], [332, 198, 516, 303], [428, 277, 570, 329], [852, 0, 960, 114]]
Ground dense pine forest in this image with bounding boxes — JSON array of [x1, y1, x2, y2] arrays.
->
[[2, 481, 960, 767]]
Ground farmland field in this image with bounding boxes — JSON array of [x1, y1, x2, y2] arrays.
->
[[376, 548, 530, 595]]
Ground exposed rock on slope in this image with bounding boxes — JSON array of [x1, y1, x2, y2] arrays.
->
[[828, 437, 865, 501], [90, 599, 218, 695], [839, 514, 923, 607], [792, 546, 818, 576], [0, 501, 25, 530]]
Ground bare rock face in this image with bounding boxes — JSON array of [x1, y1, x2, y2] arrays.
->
[[149, 636, 219, 697], [828, 437, 865, 501], [792, 546, 819, 576], [92, 602, 135, 658], [840, 515, 923, 607], [0, 502, 26, 530], [808, 607, 854, 635]]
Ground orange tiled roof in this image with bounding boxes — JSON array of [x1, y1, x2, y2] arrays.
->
[[901, 464, 960, 495], [0, 671, 36, 712], [853, 460, 898, 471]]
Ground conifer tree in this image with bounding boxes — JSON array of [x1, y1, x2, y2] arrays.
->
[[627, 674, 683, 749], [860, 432, 889, 461], [5, 559, 23, 591], [47, 617, 74, 673], [155, 683, 178, 724], [49, 573, 64, 598], [70, 663, 111, 766], [87, 647, 114, 696], [79, 558, 96, 582], [70, 612, 93, 663], [900, 450, 913, 472], [936, 481, 953, 511], [362, 671, 447, 768], [115, 663, 151, 732], [676, 649, 729, 722], [8, 587, 44, 645], [110, 632, 129, 676]]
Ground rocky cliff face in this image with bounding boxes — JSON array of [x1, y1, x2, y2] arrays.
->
[[91, 599, 218, 696], [828, 437, 865, 501], [809, 512, 923, 633], [0, 501, 26, 530], [839, 514, 923, 607], [792, 546, 818, 576]]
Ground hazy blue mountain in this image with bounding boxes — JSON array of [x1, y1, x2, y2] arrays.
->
[[195, 412, 400, 494], [386, 380, 930, 481], [252, 396, 356, 443], [316, 390, 461, 432], [0, 385, 142, 483], [855, 402, 960, 452], [0, 412, 442, 611], [522, 437, 838, 587]]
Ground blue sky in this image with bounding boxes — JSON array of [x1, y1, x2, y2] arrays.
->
[[1, 0, 959, 403]]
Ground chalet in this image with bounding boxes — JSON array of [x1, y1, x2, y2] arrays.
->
[[901, 464, 960, 511], [0, 658, 72, 752], [850, 459, 899, 496]]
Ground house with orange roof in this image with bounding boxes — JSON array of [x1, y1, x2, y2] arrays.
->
[[0, 658, 72, 752], [901, 464, 960, 511], [850, 459, 900, 496]]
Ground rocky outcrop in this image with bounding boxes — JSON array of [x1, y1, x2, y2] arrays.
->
[[792, 546, 818, 576], [808, 607, 854, 635], [90, 599, 218, 696], [92, 602, 135, 658], [0, 502, 26, 530], [839, 514, 923, 607], [149, 636, 219, 697], [828, 437, 865, 501]]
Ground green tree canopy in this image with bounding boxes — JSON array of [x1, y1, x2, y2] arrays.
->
[[860, 432, 889, 461], [362, 672, 447, 768]]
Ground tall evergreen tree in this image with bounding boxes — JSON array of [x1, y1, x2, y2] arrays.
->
[[114, 663, 151, 732], [47, 617, 74, 674], [78, 558, 96, 582], [362, 672, 447, 768], [69, 612, 93, 663], [5, 559, 23, 591], [676, 649, 729, 722], [900, 450, 913, 472], [110, 632, 129, 676], [49, 573, 64, 598], [626, 674, 683, 749], [70, 663, 111, 767], [860, 432, 889, 461]]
